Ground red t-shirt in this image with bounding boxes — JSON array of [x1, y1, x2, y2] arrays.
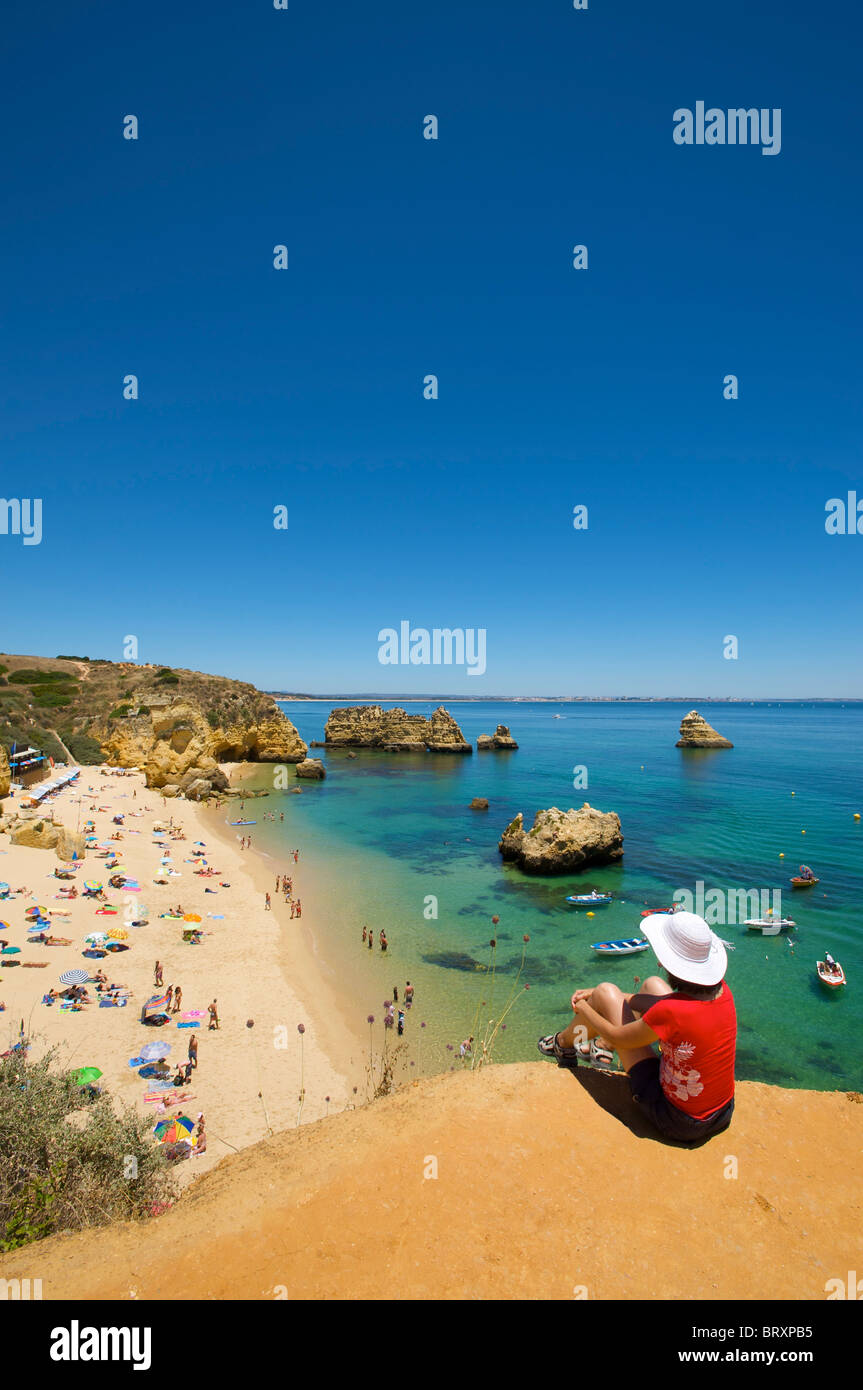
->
[[642, 983, 737, 1120]]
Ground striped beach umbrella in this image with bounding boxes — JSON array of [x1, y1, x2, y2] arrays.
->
[[140, 1041, 171, 1061], [153, 1114, 194, 1144], [59, 969, 89, 985], [84, 931, 108, 944], [183, 913, 202, 923], [0, 921, 11, 932], [107, 927, 129, 940], [84, 881, 103, 892]]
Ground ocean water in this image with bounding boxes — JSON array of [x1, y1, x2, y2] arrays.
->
[[232, 702, 863, 1092]]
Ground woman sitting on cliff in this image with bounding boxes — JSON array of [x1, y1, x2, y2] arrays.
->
[[538, 912, 736, 1143]]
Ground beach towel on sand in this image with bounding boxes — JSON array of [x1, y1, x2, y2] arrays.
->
[[176, 1021, 200, 1028]]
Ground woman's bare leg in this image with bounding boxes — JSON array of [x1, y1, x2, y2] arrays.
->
[[558, 976, 673, 1071]]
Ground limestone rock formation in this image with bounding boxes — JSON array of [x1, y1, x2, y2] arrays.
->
[[0, 745, 9, 799], [498, 803, 623, 875], [470, 797, 489, 811], [5, 815, 86, 860], [295, 758, 326, 780], [324, 705, 471, 754], [477, 724, 518, 751], [96, 698, 307, 797], [676, 710, 733, 749]]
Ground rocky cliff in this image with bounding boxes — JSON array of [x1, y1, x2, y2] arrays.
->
[[324, 705, 471, 754], [676, 709, 734, 748], [499, 803, 624, 874], [477, 724, 518, 750], [3, 1065, 858, 1301], [97, 700, 307, 798], [0, 744, 9, 799]]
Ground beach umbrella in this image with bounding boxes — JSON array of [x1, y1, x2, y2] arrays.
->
[[140, 1041, 171, 1061], [0, 921, 11, 932], [84, 881, 102, 892], [1, 946, 21, 955], [153, 1115, 194, 1144], [107, 927, 129, 940], [59, 969, 89, 985], [24, 906, 43, 919], [194, 841, 206, 847], [84, 931, 108, 943], [72, 1066, 102, 1086], [183, 913, 202, 923]]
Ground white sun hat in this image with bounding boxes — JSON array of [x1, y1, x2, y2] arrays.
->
[[640, 910, 727, 987]]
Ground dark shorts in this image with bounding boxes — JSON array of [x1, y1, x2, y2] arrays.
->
[[628, 1057, 734, 1143]]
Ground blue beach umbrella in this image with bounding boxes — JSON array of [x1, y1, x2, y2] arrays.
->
[[140, 1040, 171, 1061]]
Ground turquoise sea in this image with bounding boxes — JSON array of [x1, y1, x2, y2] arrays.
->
[[234, 702, 862, 1092]]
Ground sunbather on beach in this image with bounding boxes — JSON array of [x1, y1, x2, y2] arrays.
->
[[538, 912, 736, 1144]]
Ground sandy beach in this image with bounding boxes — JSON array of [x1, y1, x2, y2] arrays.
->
[[0, 767, 364, 1183]]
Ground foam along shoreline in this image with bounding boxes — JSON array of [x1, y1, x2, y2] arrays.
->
[[0, 766, 352, 1183]]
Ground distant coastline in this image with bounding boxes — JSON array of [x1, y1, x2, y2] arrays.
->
[[266, 694, 863, 704]]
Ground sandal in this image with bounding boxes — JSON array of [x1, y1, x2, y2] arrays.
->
[[590, 1038, 615, 1068], [537, 1033, 579, 1068]]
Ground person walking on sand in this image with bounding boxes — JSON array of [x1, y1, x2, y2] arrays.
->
[[165, 985, 173, 1010], [154, 961, 163, 987], [293, 850, 299, 863], [393, 985, 398, 1002], [265, 893, 271, 911], [208, 999, 220, 1030], [380, 929, 388, 952], [295, 899, 302, 919], [397, 1010, 405, 1036], [188, 1034, 198, 1070], [368, 930, 373, 950], [362, 926, 368, 946], [405, 981, 414, 1006], [172, 985, 182, 1014], [537, 911, 736, 1144]]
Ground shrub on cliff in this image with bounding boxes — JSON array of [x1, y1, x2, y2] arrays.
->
[[0, 1046, 176, 1251], [64, 732, 105, 764]]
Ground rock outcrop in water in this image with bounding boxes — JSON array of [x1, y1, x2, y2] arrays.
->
[[324, 705, 471, 754], [498, 803, 624, 875], [295, 758, 326, 780], [477, 724, 518, 751], [676, 710, 733, 748], [98, 700, 307, 798]]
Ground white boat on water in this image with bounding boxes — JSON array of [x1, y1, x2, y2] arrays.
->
[[591, 937, 650, 957], [745, 918, 796, 936]]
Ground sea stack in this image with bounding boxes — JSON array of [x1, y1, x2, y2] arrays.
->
[[324, 705, 471, 754], [498, 804, 623, 875], [676, 710, 733, 748], [477, 724, 518, 751], [295, 758, 326, 779]]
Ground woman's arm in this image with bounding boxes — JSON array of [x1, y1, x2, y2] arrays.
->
[[574, 999, 659, 1050]]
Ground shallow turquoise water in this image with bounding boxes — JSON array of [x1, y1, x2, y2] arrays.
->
[[235, 702, 862, 1091]]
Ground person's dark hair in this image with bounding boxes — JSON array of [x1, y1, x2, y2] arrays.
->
[[666, 971, 722, 1001]]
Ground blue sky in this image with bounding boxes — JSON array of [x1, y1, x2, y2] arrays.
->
[[2, 0, 861, 696]]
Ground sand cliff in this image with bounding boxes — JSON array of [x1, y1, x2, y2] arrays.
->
[[3, 1064, 859, 1301]]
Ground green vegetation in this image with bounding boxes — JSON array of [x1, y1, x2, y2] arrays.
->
[[156, 675, 180, 686], [9, 669, 74, 686], [108, 704, 133, 719], [31, 693, 73, 710], [0, 1046, 176, 1251], [64, 732, 103, 764], [56, 655, 90, 661]]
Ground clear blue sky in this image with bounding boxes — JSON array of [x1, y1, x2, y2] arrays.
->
[[2, 0, 861, 696]]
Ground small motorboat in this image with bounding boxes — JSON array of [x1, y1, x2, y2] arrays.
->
[[230, 821, 256, 827], [566, 892, 613, 908], [591, 937, 650, 956], [745, 918, 797, 935], [640, 906, 677, 917], [816, 958, 846, 989], [791, 876, 819, 889]]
